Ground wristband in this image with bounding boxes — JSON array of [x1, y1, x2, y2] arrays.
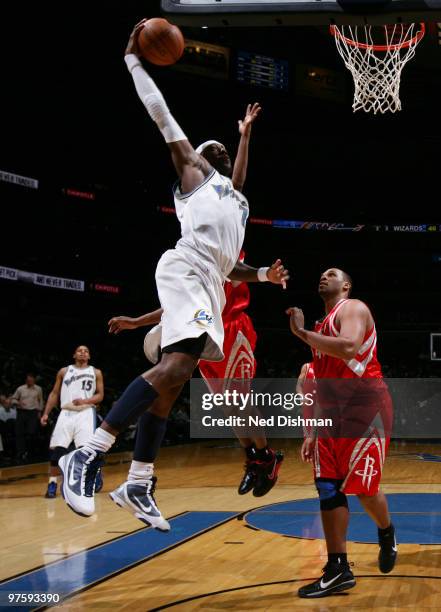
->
[[257, 267, 270, 282]]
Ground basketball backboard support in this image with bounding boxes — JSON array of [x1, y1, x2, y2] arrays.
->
[[161, 1, 441, 26], [431, 333, 441, 361]]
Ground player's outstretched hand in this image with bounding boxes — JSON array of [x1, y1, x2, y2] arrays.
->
[[286, 306, 305, 335], [267, 259, 289, 289], [108, 316, 138, 334], [301, 437, 314, 463], [125, 19, 147, 57], [238, 103, 261, 136]]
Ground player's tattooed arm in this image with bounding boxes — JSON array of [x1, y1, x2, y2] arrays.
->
[[228, 258, 289, 288], [232, 103, 261, 192], [108, 308, 163, 334]]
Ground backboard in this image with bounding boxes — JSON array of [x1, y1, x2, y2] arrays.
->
[[161, 1, 441, 26]]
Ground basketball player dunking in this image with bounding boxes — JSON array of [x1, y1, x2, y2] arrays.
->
[[40, 346, 104, 498], [59, 20, 288, 528], [287, 268, 396, 598], [109, 251, 285, 499]]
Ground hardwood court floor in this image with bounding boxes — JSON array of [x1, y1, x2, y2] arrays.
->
[[1, 440, 440, 610]]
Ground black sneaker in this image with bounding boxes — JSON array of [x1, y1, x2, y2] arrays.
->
[[378, 524, 397, 573], [238, 460, 257, 495], [253, 450, 284, 497], [298, 561, 356, 598], [45, 482, 57, 498]]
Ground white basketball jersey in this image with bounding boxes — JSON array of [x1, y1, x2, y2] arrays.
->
[[174, 169, 248, 278], [60, 365, 96, 408]]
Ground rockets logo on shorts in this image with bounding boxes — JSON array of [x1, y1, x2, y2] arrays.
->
[[189, 309, 214, 326], [355, 454, 378, 490]]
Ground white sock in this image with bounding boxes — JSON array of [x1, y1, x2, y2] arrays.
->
[[128, 460, 154, 486], [84, 428, 116, 453], [49, 476, 58, 484]]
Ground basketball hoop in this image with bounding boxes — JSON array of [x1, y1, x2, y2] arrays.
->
[[330, 23, 425, 114]]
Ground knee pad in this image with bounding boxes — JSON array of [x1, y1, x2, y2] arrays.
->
[[315, 478, 348, 511], [50, 446, 68, 466]]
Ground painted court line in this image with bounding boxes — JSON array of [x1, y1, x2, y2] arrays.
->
[[0, 511, 239, 611]]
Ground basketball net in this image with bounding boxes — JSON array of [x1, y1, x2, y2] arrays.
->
[[331, 23, 425, 114]]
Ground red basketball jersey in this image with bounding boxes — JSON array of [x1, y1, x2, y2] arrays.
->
[[312, 298, 383, 379], [301, 362, 316, 435], [222, 280, 251, 324], [304, 362, 316, 387]]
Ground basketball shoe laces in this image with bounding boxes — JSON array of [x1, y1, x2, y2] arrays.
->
[[255, 450, 276, 472], [83, 452, 104, 497], [146, 476, 160, 510], [322, 560, 353, 575], [244, 459, 257, 472]]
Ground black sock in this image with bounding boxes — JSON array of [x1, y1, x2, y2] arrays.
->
[[378, 523, 394, 537], [255, 446, 273, 461], [133, 411, 168, 463], [105, 376, 159, 431], [328, 553, 348, 565], [245, 444, 256, 460]]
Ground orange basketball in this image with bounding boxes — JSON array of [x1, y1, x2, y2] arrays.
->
[[138, 18, 185, 66]]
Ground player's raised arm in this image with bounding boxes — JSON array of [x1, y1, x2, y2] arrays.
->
[[228, 258, 289, 289], [124, 20, 211, 192], [108, 308, 163, 334], [232, 103, 261, 192], [287, 300, 369, 360]]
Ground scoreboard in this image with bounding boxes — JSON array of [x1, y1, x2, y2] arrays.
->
[[236, 51, 289, 91]]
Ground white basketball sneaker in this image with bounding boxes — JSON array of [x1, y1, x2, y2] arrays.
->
[[59, 447, 104, 517], [109, 476, 170, 531]]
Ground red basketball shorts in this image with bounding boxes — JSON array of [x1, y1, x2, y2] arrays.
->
[[199, 314, 257, 393], [313, 433, 390, 496]]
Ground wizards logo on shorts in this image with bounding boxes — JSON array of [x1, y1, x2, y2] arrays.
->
[[189, 309, 214, 327]]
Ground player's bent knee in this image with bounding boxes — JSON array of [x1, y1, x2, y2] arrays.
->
[[50, 446, 68, 466], [320, 490, 348, 511], [315, 478, 348, 511], [357, 491, 380, 500], [155, 360, 195, 388]]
